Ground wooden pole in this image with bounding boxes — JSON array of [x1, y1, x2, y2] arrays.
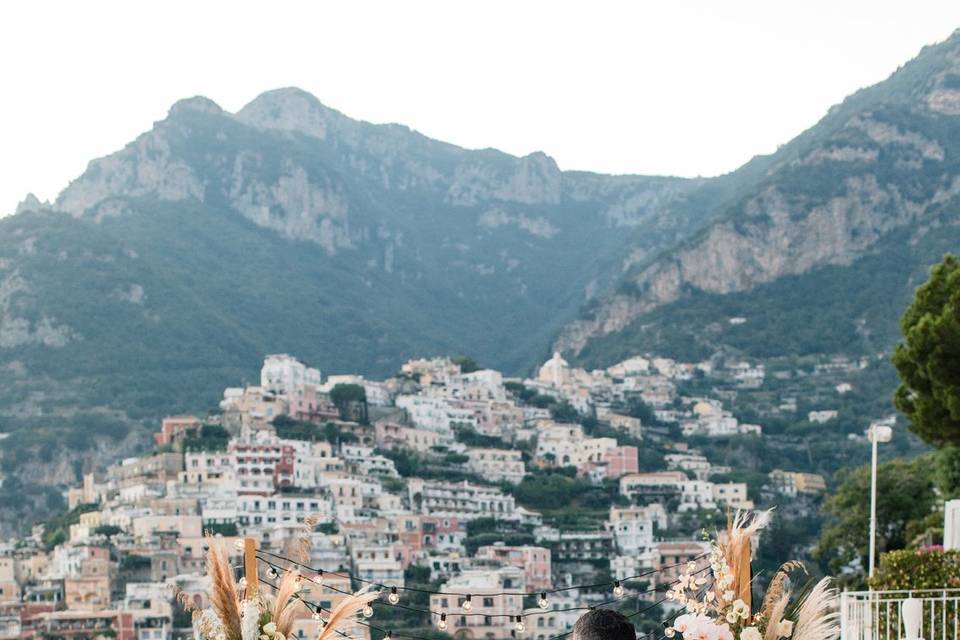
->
[[244, 537, 258, 598]]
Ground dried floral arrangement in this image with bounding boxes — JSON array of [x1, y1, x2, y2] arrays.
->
[[184, 537, 377, 640], [663, 512, 840, 640]]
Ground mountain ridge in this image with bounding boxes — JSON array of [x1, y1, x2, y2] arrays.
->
[[5, 29, 960, 522], [555, 29, 960, 362], [0, 85, 712, 480]]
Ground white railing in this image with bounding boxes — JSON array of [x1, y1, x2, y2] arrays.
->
[[841, 590, 960, 640]]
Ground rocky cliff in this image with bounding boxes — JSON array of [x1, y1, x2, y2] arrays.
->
[[557, 30, 960, 362]]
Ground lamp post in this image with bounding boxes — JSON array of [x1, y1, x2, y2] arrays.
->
[[868, 423, 893, 579]]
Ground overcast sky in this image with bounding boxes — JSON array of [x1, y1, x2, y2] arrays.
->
[[2, 1, 960, 215]]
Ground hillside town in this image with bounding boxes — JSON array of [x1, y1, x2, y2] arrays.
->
[[0, 353, 836, 640]]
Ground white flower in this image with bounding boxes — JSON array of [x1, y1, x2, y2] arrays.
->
[[726, 611, 739, 624], [262, 623, 277, 637], [724, 590, 735, 601], [732, 599, 750, 619], [664, 628, 675, 638], [740, 627, 762, 640], [777, 620, 794, 638]]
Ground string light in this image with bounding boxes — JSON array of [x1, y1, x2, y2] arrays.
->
[[388, 586, 400, 605], [362, 605, 374, 618], [234, 539, 245, 551], [312, 609, 323, 622], [238, 577, 247, 589], [537, 593, 549, 609], [515, 615, 525, 632], [437, 614, 447, 631], [462, 595, 472, 611], [385, 633, 392, 640], [612, 581, 624, 597], [269, 567, 279, 578]]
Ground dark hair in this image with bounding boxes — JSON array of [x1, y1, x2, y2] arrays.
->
[[573, 609, 636, 640]]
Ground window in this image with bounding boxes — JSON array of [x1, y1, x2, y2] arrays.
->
[[482, 597, 494, 607]]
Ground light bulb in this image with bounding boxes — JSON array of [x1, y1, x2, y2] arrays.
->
[[238, 577, 247, 589], [269, 567, 278, 578], [538, 593, 549, 609], [385, 634, 392, 640], [362, 605, 374, 618], [312, 611, 322, 622], [462, 595, 472, 611], [613, 581, 624, 597], [437, 614, 447, 631], [515, 616, 525, 633], [388, 587, 400, 605], [664, 628, 675, 638], [234, 539, 245, 551]]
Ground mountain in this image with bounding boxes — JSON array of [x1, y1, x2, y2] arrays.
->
[[0, 88, 721, 503], [557, 30, 960, 367], [6, 30, 960, 528]]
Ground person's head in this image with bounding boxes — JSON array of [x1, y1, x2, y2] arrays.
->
[[572, 608, 636, 640]]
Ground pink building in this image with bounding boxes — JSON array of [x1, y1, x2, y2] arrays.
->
[[475, 544, 552, 592], [287, 385, 339, 422], [153, 416, 201, 447], [604, 446, 639, 479], [421, 516, 464, 550]]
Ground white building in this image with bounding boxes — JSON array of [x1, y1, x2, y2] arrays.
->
[[407, 479, 516, 519], [607, 506, 655, 556], [534, 422, 615, 468], [448, 370, 507, 402], [350, 546, 405, 587], [261, 354, 321, 398], [538, 352, 572, 387], [466, 448, 527, 484], [665, 452, 713, 480], [808, 410, 839, 424], [236, 494, 332, 528], [395, 395, 462, 438]]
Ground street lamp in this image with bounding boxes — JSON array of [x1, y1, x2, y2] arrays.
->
[[868, 423, 893, 579]]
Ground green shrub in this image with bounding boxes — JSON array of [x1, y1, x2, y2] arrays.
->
[[869, 548, 960, 590]]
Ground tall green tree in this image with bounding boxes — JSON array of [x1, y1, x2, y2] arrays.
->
[[893, 253, 960, 447], [934, 446, 960, 499], [814, 456, 936, 575], [452, 355, 480, 373], [329, 383, 368, 424]]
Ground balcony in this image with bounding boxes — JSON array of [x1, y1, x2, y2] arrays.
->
[[840, 589, 960, 640]]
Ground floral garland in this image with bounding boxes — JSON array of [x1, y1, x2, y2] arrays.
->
[[662, 513, 839, 640]]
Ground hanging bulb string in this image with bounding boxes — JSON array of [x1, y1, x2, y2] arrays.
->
[[256, 553, 711, 621], [254, 548, 710, 598]]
